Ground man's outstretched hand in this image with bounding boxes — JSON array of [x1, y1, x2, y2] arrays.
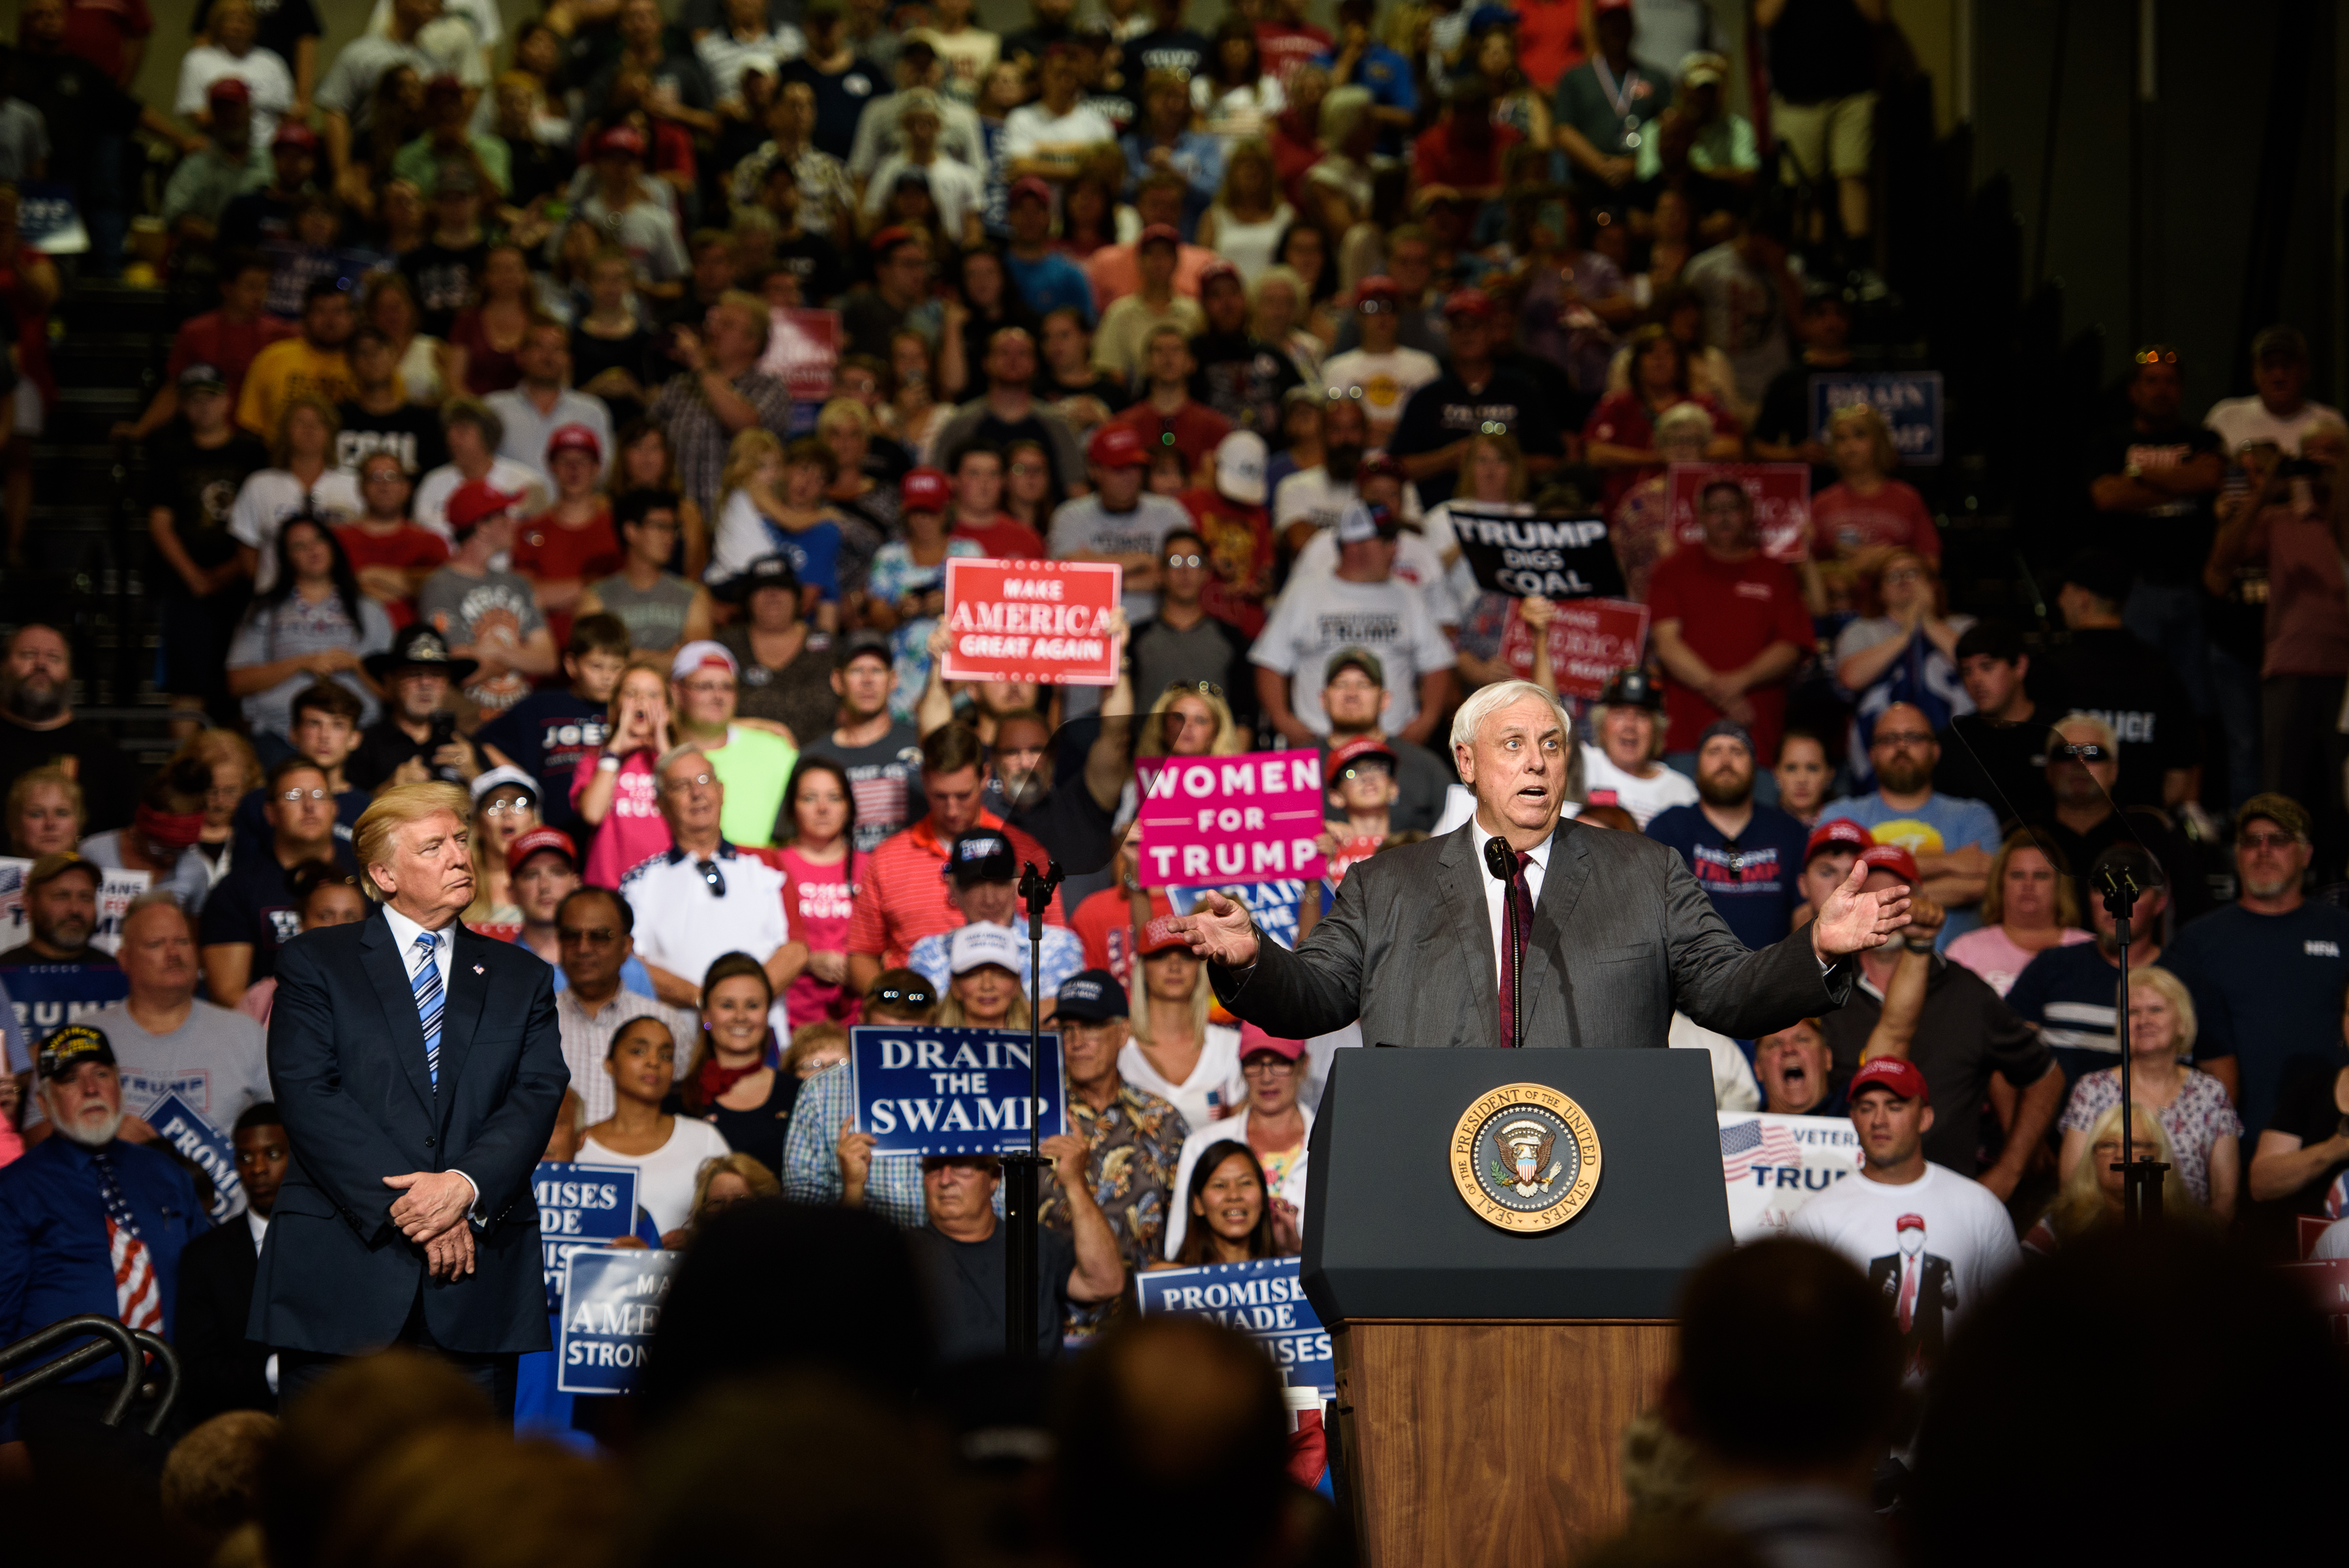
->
[[1174, 891, 1259, 969], [386, 1169, 476, 1244], [1811, 860, 1912, 961]]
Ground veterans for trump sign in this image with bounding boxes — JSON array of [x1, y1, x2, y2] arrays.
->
[[1136, 1257, 1335, 1398], [1134, 750, 1329, 885], [534, 1161, 643, 1315], [1666, 463, 1813, 563], [1718, 1112, 1865, 1241], [557, 1248, 678, 1396], [1449, 509, 1627, 600], [942, 558, 1122, 685], [852, 1024, 1069, 1156]]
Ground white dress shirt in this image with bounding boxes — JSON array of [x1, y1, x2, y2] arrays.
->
[[376, 903, 485, 1218], [1475, 826, 1550, 1000], [247, 1208, 279, 1394]]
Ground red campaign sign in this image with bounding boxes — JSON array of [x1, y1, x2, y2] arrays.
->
[[942, 558, 1122, 686], [765, 307, 842, 403], [1498, 598, 1651, 700], [1666, 463, 1813, 563], [1133, 749, 1329, 885]]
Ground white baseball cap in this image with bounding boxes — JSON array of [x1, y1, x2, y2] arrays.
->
[[670, 639, 739, 681], [949, 921, 1028, 977], [1215, 429, 1268, 504]]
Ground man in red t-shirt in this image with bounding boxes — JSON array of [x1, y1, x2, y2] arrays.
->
[[1411, 75, 1520, 202], [945, 440, 1046, 558], [335, 452, 450, 629], [512, 424, 622, 651], [1255, 0, 1332, 85], [1647, 476, 1815, 763], [1103, 324, 1234, 479], [1515, 0, 1586, 93], [119, 255, 294, 440]]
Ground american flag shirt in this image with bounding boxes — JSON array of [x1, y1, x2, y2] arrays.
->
[[0, 1135, 202, 1430]]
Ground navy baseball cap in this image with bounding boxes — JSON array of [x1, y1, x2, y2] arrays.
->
[[1055, 969, 1129, 1021], [38, 1024, 115, 1081], [948, 828, 1017, 886]]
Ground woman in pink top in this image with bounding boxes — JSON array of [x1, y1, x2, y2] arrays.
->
[[572, 657, 677, 887], [1944, 831, 2091, 996], [1811, 402, 1941, 565], [768, 756, 870, 1028]]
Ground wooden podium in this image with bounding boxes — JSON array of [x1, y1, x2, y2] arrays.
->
[[1302, 1051, 1729, 1567]]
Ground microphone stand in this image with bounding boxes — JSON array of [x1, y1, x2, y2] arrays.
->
[[2100, 863, 2166, 1223], [1484, 838, 1522, 1050], [1003, 859, 1063, 1358]]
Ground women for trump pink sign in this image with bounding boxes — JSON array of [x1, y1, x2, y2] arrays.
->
[[1133, 750, 1330, 884]]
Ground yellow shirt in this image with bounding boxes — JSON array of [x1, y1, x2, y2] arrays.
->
[[236, 338, 356, 440]]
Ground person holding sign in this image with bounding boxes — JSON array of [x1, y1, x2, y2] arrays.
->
[[936, 924, 1036, 1029], [1173, 679, 1911, 1053], [1163, 1025, 1309, 1260], [906, 1135, 1126, 1363], [581, 1014, 731, 1242]]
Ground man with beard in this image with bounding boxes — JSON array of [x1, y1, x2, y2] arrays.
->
[[2163, 793, 2349, 1144], [0, 855, 123, 1002], [1646, 719, 1813, 949], [1819, 701, 2001, 949], [0, 1025, 205, 1451], [2004, 845, 2175, 1092], [0, 625, 138, 834]]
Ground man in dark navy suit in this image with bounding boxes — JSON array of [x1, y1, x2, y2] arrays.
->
[[250, 781, 569, 1417]]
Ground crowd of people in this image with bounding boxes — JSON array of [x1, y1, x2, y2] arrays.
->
[[0, 0, 2347, 1558]]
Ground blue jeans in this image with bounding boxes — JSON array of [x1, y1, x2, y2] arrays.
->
[[2123, 581, 2213, 715]]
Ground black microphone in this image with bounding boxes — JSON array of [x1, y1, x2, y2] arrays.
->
[[1484, 837, 1523, 1050]]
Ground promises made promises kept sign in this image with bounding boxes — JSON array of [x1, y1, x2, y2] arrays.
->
[[941, 558, 1122, 686]]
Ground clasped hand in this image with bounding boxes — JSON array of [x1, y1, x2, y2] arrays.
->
[[385, 1170, 477, 1280]]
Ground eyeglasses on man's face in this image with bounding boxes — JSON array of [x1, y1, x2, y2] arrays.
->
[[557, 925, 621, 945], [662, 773, 718, 795], [278, 788, 333, 803]]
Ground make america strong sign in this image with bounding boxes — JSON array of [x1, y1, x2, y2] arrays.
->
[[1449, 510, 1628, 600], [1133, 750, 1329, 884], [1136, 1257, 1335, 1397], [558, 1248, 678, 1396], [941, 558, 1122, 685], [852, 1025, 1069, 1156]]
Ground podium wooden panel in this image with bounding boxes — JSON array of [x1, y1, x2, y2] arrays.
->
[[1331, 1318, 1676, 1568]]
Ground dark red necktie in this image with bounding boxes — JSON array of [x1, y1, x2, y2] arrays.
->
[[1497, 850, 1533, 1046]]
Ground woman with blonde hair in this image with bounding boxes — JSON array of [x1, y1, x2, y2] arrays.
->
[[2056, 964, 2241, 1216], [708, 431, 847, 626], [230, 395, 363, 591], [684, 1150, 782, 1235], [1120, 918, 1244, 1135], [572, 654, 676, 887], [1436, 432, 1559, 699], [1813, 401, 1941, 564], [361, 270, 450, 405], [1137, 682, 1246, 760], [174, 730, 263, 888], [2029, 1102, 2203, 1252], [934, 927, 1034, 1031], [1196, 138, 1295, 283], [1944, 833, 2091, 996], [5, 766, 84, 858]]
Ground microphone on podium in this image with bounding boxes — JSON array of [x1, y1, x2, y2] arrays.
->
[[1484, 837, 1523, 1050]]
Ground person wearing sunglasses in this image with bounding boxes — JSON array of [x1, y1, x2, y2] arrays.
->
[[198, 757, 360, 1008], [1126, 527, 1255, 730], [619, 744, 804, 1014]]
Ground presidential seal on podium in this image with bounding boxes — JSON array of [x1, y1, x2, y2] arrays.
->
[[1450, 1082, 1603, 1231]]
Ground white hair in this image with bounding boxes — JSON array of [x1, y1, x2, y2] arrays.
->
[[654, 743, 712, 777], [2050, 710, 2118, 755], [1451, 680, 1572, 753]]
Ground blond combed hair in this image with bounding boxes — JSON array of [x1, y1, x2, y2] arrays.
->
[[354, 782, 472, 902], [720, 427, 786, 505]]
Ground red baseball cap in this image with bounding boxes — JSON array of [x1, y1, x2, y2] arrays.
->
[[1804, 817, 1873, 867], [207, 78, 251, 105], [272, 122, 321, 151], [507, 827, 577, 871], [1088, 423, 1148, 469], [1858, 843, 1920, 886], [901, 465, 949, 512], [1139, 914, 1191, 957], [1238, 1022, 1305, 1062], [1198, 258, 1243, 292], [1442, 287, 1497, 320], [1328, 733, 1397, 776], [1138, 223, 1182, 249], [594, 125, 646, 159], [1009, 175, 1054, 206], [547, 423, 602, 462], [1355, 274, 1400, 306], [445, 479, 525, 531], [869, 224, 919, 256], [1848, 1057, 1929, 1104]]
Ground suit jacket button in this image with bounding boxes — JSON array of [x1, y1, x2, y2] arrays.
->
[[424, 1135, 437, 1147]]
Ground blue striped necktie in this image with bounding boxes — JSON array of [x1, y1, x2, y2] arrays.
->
[[412, 930, 443, 1089]]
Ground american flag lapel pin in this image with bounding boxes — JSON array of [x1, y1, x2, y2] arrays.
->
[[472, 964, 485, 975]]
